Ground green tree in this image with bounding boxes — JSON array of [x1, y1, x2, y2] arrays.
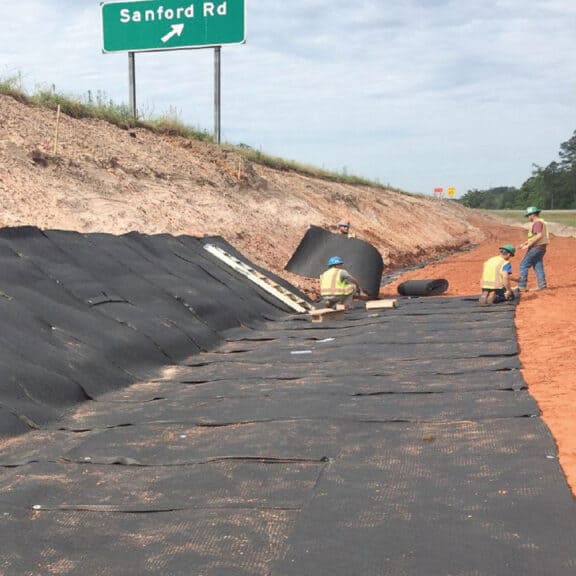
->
[[558, 131, 576, 208], [459, 186, 520, 209], [459, 128, 576, 210], [559, 130, 576, 169]]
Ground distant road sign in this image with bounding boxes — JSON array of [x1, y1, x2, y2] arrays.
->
[[101, 0, 246, 53], [447, 186, 457, 197]]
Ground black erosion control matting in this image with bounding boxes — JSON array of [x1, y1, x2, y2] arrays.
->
[[398, 278, 450, 296], [0, 226, 299, 436], [285, 225, 384, 298], [0, 229, 575, 575]]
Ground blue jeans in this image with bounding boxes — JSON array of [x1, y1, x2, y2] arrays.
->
[[518, 246, 547, 289]]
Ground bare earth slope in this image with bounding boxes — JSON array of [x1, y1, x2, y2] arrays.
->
[[0, 94, 481, 295], [1, 94, 575, 495]]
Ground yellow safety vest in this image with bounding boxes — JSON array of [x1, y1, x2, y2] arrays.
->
[[481, 255, 508, 290], [528, 219, 549, 246], [320, 268, 355, 297]]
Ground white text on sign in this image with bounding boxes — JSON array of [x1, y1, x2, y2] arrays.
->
[[120, 1, 228, 23]]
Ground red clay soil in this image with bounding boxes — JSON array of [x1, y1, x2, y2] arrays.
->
[[383, 218, 576, 497]]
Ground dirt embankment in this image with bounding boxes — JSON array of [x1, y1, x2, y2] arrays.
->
[[0, 93, 483, 296], [2, 93, 576, 495]]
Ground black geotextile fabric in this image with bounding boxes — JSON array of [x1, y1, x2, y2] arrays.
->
[[1, 284, 576, 574], [0, 226, 302, 437], [284, 225, 384, 298], [398, 278, 450, 296], [200, 235, 310, 303]]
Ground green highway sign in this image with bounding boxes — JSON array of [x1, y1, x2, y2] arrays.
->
[[101, 0, 245, 53]]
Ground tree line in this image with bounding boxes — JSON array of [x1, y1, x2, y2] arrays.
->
[[459, 130, 576, 209]]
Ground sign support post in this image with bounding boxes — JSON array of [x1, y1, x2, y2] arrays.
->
[[128, 52, 137, 120], [214, 46, 221, 144], [101, 0, 246, 139]]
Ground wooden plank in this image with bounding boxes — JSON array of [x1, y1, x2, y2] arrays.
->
[[365, 299, 397, 310], [203, 243, 312, 313], [310, 308, 345, 323]]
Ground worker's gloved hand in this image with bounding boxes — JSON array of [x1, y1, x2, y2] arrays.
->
[[505, 290, 514, 301]]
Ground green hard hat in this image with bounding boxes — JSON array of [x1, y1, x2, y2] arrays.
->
[[500, 244, 516, 256], [524, 206, 540, 216]]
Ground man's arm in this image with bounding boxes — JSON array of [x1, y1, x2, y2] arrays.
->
[[520, 233, 542, 250], [340, 269, 363, 294], [502, 264, 513, 298], [519, 222, 543, 250], [503, 272, 512, 297]]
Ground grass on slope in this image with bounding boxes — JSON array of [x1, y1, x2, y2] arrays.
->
[[0, 75, 398, 191]]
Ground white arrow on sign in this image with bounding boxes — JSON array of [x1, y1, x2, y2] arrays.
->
[[161, 24, 185, 43]]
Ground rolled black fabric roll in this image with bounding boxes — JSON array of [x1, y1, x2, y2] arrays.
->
[[397, 279, 449, 296], [285, 225, 384, 299]]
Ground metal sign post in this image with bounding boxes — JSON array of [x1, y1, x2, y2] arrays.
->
[[214, 46, 221, 144], [128, 51, 137, 120], [101, 0, 245, 138]]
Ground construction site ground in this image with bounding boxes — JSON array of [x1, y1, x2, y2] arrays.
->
[[1, 226, 575, 575], [383, 219, 576, 494], [1, 90, 575, 501]]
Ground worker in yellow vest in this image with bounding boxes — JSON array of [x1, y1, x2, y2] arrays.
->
[[320, 256, 361, 308], [479, 244, 516, 306], [517, 206, 549, 291]]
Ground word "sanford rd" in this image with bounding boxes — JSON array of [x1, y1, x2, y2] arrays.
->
[[119, 1, 228, 23]]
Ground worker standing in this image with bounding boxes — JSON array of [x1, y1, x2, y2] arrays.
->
[[517, 206, 549, 291], [337, 221, 356, 238], [319, 256, 361, 309], [479, 244, 516, 306]]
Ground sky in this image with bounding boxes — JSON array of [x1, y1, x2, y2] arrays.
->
[[2, 0, 576, 197]]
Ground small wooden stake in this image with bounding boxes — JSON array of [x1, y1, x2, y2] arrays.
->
[[53, 104, 61, 153]]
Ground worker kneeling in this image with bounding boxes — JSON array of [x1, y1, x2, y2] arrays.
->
[[320, 256, 362, 309], [479, 244, 517, 306]]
